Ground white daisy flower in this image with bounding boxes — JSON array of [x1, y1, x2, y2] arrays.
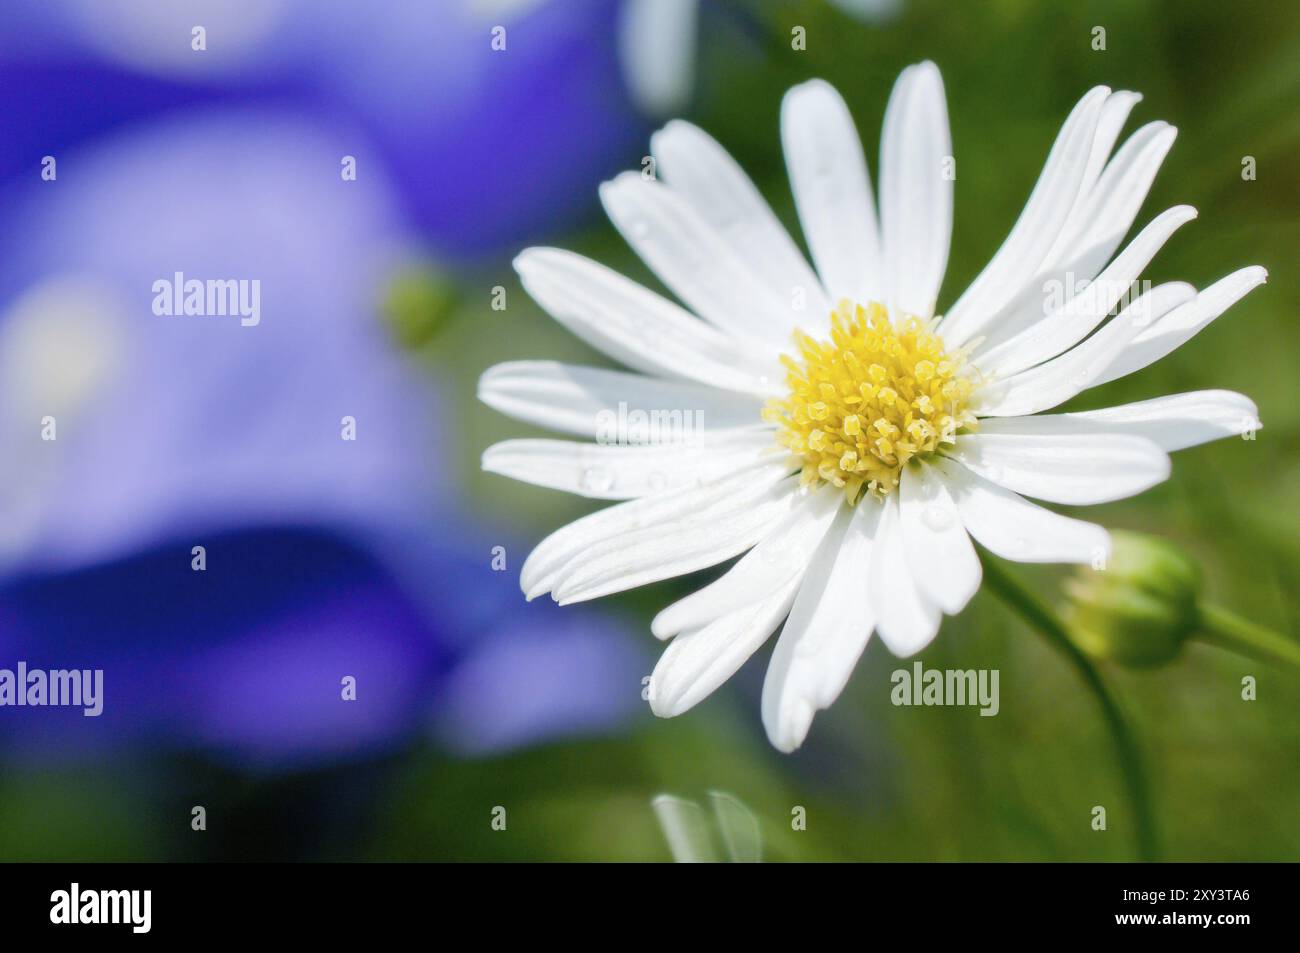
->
[[479, 62, 1265, 752]]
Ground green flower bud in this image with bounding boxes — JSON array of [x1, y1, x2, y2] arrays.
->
[[1062, 531, 1203, 668], [382, 264, 458, 351]]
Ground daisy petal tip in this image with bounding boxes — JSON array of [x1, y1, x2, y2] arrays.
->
[[510, 247, 536, 270], [1234, 399, 1263, 436], [475, 361, 512, 395], [596, 177, 625, 208], [952, 567, 983, 614], [649, 611, 677, 642], [765, 699, 815, 754], [785, 76, 834, 99], [647, 126, 671, 155], [647, 682, 681, 719], [876, 611, 942, 659], [650, 117, 695, 148], [520, 562, 553, 602], [1154, 450, 1174, 483], [910, 60, 944, 92], [598, 171, 650, 217], [479, 443, 509, 475], [552, 581, 596, 607]]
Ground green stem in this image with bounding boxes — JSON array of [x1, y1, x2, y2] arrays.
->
[[1199, 603, 1300, 671], [979, 552, 1159, 862]]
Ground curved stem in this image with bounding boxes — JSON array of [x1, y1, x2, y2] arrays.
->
[[1198, 603, 1300, 672], [979, 552, 1159, 862]]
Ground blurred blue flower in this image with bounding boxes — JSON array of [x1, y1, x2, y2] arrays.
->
[[0, 110, 434, 571], [0, 524, 646, 769], [0, 0, 641, 257], [0, 109, 646, 766]]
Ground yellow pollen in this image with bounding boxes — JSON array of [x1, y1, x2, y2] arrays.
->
[[764, 301, 979, 503]]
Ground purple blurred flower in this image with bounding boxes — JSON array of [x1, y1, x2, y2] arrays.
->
[[0, 0, 642, 257], [312, 0, 642, 256], [0, 110, 434, 572], [0, 524, 647, 769], [0, 110, 646, 766]]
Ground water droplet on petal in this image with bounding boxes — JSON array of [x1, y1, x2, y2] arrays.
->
[[580, 467, 615, 494]]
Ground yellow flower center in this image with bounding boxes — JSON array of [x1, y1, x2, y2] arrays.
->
[[764, 301, 979, 503]]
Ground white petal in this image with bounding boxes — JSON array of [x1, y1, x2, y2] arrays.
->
[[651, 486, 841, 638], [979, 390, 1262, 452], [899, 461, 981, 614], [762, 501, 882, 752], [869, 494, 941, 656], [519, 460, 792, 600], [648, 576, 801, 717], [945, 432, 1170, 505], [930, 456, 1112, 564], [975, 206, 1198, 377], [1093, 266, 1268, 386], [707, 791, 762, 862], [482, 431, 775, 500], [1074, 90, 1143, 211], [617, 0, 698, 116], [550, 479, 799, 604], [477, 360, 765, 440], [880, 61, 952, 321], [514, 248, 782, 395], [1025, 91, 1143, 289], [950, 103, 1164, 354], [1043, 121, 1178, 275], [781, 79, 882, 308], [653, 120, 830, 324], [972, 282, 1196, 418], [650, 794, 719, 862], [940, 86, 1110, 347], [600, 172, 797, 348], [958, 229, 1126, 355]]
